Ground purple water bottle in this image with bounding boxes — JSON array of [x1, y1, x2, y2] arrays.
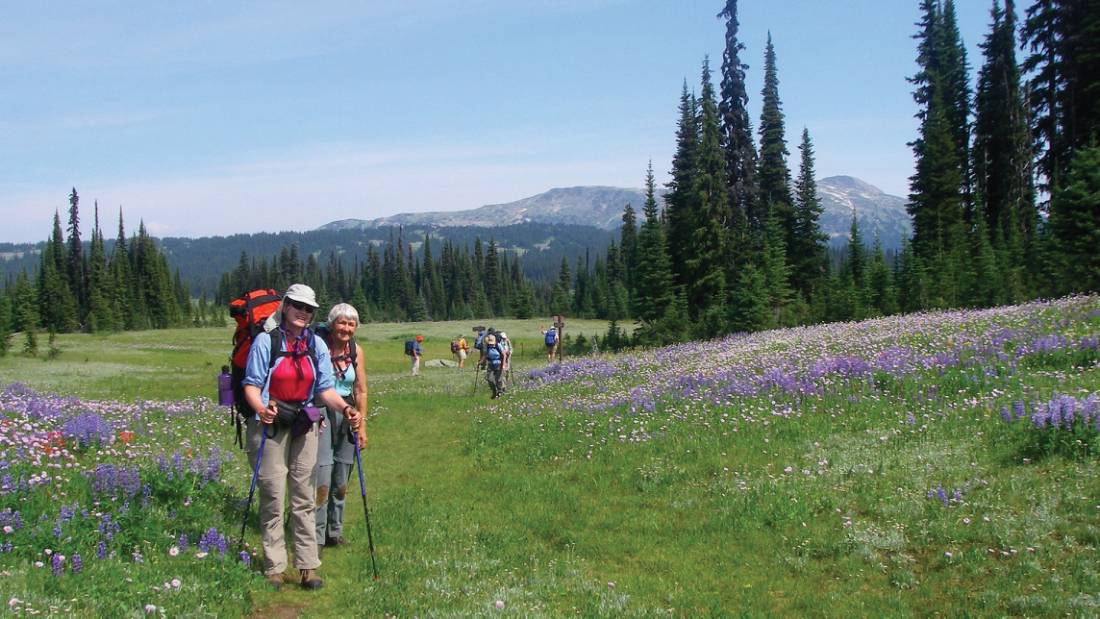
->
[[217, 366, 234, 407]]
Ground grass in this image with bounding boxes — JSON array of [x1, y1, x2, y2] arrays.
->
[[0, 306, 1098, 616]]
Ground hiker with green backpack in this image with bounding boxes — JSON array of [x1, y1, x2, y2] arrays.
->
[[312, 303, 368, 551], [240, 284, 363, 591]]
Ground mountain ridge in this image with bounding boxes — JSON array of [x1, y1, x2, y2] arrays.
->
[[320, 176, 913, 249]]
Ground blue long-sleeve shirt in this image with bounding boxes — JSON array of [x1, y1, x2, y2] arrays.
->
[[242, 329, 335, 408]]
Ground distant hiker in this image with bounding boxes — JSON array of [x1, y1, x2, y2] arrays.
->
[[240, 284, 363, 591], [452, 335, 469, 368], [408, 334, 424, 376], [312, 303, 368, 551], [542, 326, 558, 363], [478, 333, 505, 399]]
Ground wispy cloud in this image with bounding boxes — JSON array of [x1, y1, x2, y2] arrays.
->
[[0, 136, 656, 242]]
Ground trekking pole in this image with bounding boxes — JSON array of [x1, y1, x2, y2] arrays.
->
[[471, 364, 481, 395], [238, 425, 268, 552], [353, 435, 380, 580]]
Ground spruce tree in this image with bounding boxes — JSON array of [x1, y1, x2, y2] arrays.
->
[[1048, 144, 1100, 293], [717, 0, 759, 241], [66, 188, 87, 324], [632, 162, 675, 327], [867, 237, 898, 316], [665, 82, 699, 292], [619, 203, 638, 308], [974, 0, 1036, 283], [85, 203, 116, 332], [550, 257, 572, 315], [485, 239, 501, 316], [791, 128, 828, 299], [687, 57, 731, 336], [38, 219, 78, 333], [757, 33, 796, 259]]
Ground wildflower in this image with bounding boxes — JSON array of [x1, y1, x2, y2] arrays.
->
[[144, 604, 157, 614], [494, 600, 505, 610], [96, 541, 107, 559], [170, 578, 181, 590], [944, 551, 953, 558], [51, 554, 62, 577], [2, 526, 11, 534], [70, 553, 82, 574], [168, 546, 180, 557], [195, 551, 208, 559], [238, 551, 250, 567], [962, 517, 971, 525]]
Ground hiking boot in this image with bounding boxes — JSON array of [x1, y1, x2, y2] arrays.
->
[[300, 569, 324, 590], [265, 572, 284, 590], [325, 536, 348, 547]]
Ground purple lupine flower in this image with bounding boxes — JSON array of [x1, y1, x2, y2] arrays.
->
[[238, 551, 251, 567], [1000, 406, 1012, 423], [51, 553, 63, 577], [936, 485, 949, 507], [178, 533, 188, 552], [96, 541, 107, 559], [61, 413, 115, 448], [71, 553, 82, 573]]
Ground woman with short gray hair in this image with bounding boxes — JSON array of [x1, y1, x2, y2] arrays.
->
[[313, 302, 368, 551]]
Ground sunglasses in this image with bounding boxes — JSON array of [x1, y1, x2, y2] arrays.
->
[[287, 299, 315, 313]]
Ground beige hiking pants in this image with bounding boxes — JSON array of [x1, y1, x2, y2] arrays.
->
[[246, 417, 321, 575]]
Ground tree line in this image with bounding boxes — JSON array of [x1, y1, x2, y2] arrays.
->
[[569, 0, 1100, 350], [0, 189, 196, 356]]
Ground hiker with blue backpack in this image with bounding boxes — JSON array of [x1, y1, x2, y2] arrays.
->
[[405, 335, 424, 375], [542, 326, 558, 363], [312, 303, 368, 551], [240, 284, 363, 591], [477, 332, 506, 399]]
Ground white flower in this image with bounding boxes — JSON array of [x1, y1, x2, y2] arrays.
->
[[171, 579, 181, 590], [195, 551, 208, 559], [168, 546, 180, 557], [944, 551, 953, 558], [144, 604, 157, 614], [494, 600, 505, 610], [2, 526, 12, 534]]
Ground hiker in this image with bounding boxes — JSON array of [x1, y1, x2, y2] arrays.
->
[[410, 334, 423, 376], [497, 331, 512, 393], [313, 303, 368, 551], [240, 284, 363, 591], [452, 335, 469, 369], [478, 332, 505, 399], [542, 325, 558, 363]]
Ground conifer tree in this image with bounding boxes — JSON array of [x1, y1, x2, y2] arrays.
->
[[665, 82, 700, 292], [717, 0, 759, 241], [11, 272, 38, 347], [550, 257, 572, 315], [619, 204, 638, 308], [760, 209, 794, 327], [85, 203, 116, 332], [791, 128, 828, 299], [1023, 0, 1100, 194], [632, 162, 675, 326], [757, 33, 796, 258], [974, 0, 1036, 280], [39, 213, 78, 333], [845, 214, 868, 317], [867, 237, 898, 316], [66, 188, 87, 323], [485, 239, 501, 316], [1048, 144, 1100, 293], [687, 57, 731, 336]]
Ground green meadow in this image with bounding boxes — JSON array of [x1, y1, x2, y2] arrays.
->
[[1, 305, 1099, 617]]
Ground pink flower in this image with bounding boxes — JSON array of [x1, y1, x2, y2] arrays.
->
[[168, 546, 180, 557], [494, 600, 505, 610]]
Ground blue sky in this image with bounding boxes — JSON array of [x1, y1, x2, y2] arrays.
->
[[1, 1, 1011, 243]]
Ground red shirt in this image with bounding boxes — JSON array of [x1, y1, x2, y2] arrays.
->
[[269, 334, 315, 402]]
